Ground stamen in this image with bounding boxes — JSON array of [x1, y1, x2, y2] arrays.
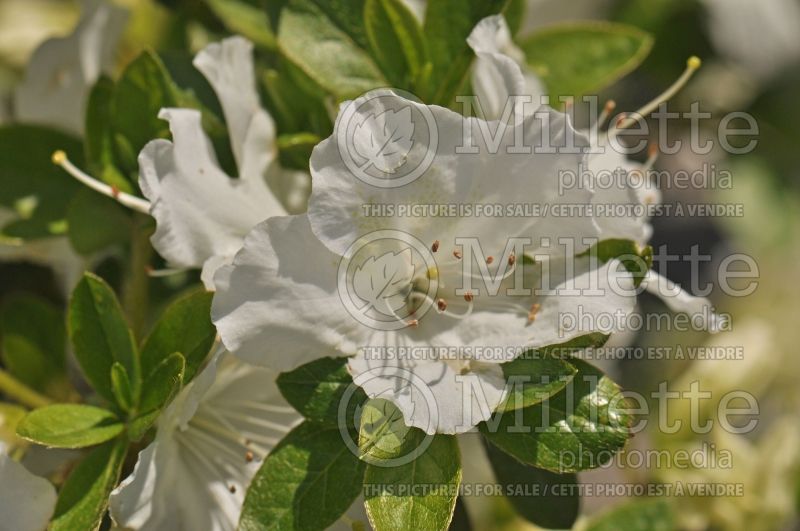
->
[[229, 485, 237, 494], [508, 254, 516, 267], [406, 319, 419, 328], [146, 266, 189, 278], [51, 150, 151, 214], [486, 256, 494, 265], [463, 291, 473, 303], [613, 56, 702, 131], [528, 303, 541, 322], [453, 249, 462, 260], [437, 298, 447, 312], [245, 451, 255, 463], [432, 240, 440, 253]]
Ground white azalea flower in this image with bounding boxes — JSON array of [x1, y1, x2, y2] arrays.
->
[[110, 351, 300, 531], [14, 0, 127, 135], [212, 77, 640, 435], [136, 36, 308, 288], [0, 445, 57, 531], [468, 15, 725, 332], [703, 0, 800, 84]]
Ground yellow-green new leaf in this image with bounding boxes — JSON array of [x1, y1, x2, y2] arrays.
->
[[17, 404, 123, 449]]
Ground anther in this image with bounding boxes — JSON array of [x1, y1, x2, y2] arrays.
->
[[437, 298, 447, 312], [453, 249, 462, 259], [406, 319, 419, 328], [486, 256, 494, 265], [463, 292, 474, 303], [508, 254, 516, 267], [245, 451, 254, 463], [432, 240, 440, 252], [229, 485, 237, 494], [528, 303, 541, 322]]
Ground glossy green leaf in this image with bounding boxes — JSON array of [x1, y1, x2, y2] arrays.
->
[[579, 238, 653, 287], [484, 440, 579, 529], [50, 437, 128, 531], [68, 273, 140, 405], [498, 352, 577, 412], [66, 188, 131, 255], [17, 404, 123, 449], [140, 290, 215, 384], [277, 0, 386, 99], [365, 0, 428, 87], [239, 421, 365, 531], [423, 0, 514, 105], [0, 125, 82, 240], [129, 352, 185, 441], [0, 295, 66, 394], [362, 399, 461, 531], [276, 357, 367, 425], [519, 22, 653, 101], [480, 359, 632, 473], [539, 332, 610, 357], [110, 362, 134, 413], [585, 499, 675, 531], [84, 76, 131, 192], [205, 0, 276, 49], [110, 50, 226, 179]]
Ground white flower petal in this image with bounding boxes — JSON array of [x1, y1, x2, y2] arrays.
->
[[0, 453, 57, 531], [309, 90, 597, 257], [112, 353, 299, 531], [14, 0, 127, 134], [212, 214, 366, 371], [138, 109, 285, 275], [467, 15, 545, 120], [641, 270, 727, 332], [528, 259, 637, 348], [349, 354, 506, 435], [193, 37, 277, 181]]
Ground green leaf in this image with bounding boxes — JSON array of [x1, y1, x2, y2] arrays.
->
[[50, 437, 128, 531], [128, 352, 185, 441], [239, 421, 365, 531], [364, 0, 428, 87], [140, 289, 215, 384], [110, 51, 226, 179], [84, 76, 131, 193], [110, 362, 134, 413], [585, 499, 674, 531], [68, 273, 140, 405], [0, 125, 82, 240], [518, 22, 653, 101], [579, 238, 653, 287], [276, 357, 367, 425], [497, 352, 577, 412], [362, 399, 461, 531], [0, 295, 66, 393], [276, 132, 322, 171], [423, 0, 513, 105], [480, 359, 632, 473], [484, 440, 579, 529], [539, 332, 610, 357], [67, 188, 132, 255], [17, 404, 123, 449], [277, 0, 386, 99], [205, 0, 276, 49]]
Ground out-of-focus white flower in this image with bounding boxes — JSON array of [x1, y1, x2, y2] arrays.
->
[[110, 352, 301, 531], [14, 0, 127, 135], [0, 445, 57, 531], [703, 0, 800, 84], [136, 36, 308, 289], [658, 418, 800, 531]]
